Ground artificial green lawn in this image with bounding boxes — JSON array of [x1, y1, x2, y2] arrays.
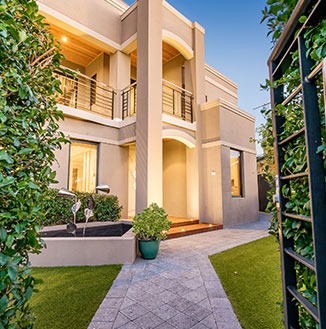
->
[[209, 236, 283, 329], [30, 265, 121, 329]]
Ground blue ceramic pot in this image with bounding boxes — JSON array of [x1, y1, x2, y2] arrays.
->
[[138, 239, 160, 259]]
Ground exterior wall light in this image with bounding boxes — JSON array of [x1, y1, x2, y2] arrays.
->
[[96, 184, 110, 194]]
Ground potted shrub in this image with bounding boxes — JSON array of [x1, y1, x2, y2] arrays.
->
[[132, 203, 171, 259]]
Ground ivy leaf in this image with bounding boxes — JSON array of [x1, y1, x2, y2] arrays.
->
[[0, 150, 13, 163], [0, 227, 7, 242], [0, 295, 9, 314], [18, 148, 33, 155], [0, 176, 15, 188], [0, 252, 9, 266], [8, 266, 17, 280], [27, 182, 38, 189]]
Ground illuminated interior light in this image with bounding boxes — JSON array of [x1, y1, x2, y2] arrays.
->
[[61, 36, 68, 42]]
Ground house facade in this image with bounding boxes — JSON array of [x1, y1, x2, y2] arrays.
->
[[39, 0, 259, 226]]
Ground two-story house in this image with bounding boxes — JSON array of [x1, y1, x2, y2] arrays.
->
[[39, 0, 259, 227]]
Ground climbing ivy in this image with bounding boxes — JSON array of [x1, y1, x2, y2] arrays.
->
[[0, 0, 66, 327], [261, 1, 325, 328]]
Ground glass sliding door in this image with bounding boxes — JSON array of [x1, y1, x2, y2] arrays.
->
[[69, 141, 97, 192]]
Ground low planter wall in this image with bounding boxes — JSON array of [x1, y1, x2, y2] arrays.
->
[[29, 221, 137, 266]]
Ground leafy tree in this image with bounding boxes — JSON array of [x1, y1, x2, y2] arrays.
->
[[0, 0, 67, 327]]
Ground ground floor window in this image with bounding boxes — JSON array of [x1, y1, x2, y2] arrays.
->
[[230, 149, 242, 197], [69, 141, 97, 192]]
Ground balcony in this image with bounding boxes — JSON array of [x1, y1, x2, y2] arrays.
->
[[121, 80, 193, 123], [55, 68, 193, 124], [56, 68, 115, 119]]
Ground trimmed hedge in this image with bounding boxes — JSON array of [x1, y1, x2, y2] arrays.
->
[[43, 188, 122, 226]]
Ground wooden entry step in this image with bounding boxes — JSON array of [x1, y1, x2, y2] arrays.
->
[[169, 216, 199, 228], [167, 217, 223, 239]]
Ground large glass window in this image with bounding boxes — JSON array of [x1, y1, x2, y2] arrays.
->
[[230, 149, 242, 197], [69, 141, 97, 192]]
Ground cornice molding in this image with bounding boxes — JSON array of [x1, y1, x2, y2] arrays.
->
[[205, 76, 238, 99], [205, 64, 238, 89], [105, 0, 129, 12], [192, 22, 205, 34], [163, 1, 193, 28], [202, 140, 256, 155], [200, 98, 255, 123], [121, 1, 137, 21]]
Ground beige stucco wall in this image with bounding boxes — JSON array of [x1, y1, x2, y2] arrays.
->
[[98, 143, 129, 218], [163, 55, 185, 87], [220, 147, 259, 226], [163, 140, 187, 217], [121, 7, 138, 44], [61, 59, 85, 74], [162, 6, 193, 49], [201, 145, 223, 224], [86, 53, 110, 85], [205, 66, 238, 106], [200, 101, 258, 226], [39, 0, 122, 45], [52, 117, 129, 218]]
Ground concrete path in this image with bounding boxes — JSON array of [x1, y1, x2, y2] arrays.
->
[[88, 213, 271, 329]]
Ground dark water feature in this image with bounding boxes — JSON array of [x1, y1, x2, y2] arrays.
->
[[43, 223, 132, 238]]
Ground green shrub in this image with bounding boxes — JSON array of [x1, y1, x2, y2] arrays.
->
[[132, 203, 171, 240], [42, 188, 122, 226], [0, 0, 67, 327]]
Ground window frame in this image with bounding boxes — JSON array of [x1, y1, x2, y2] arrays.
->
[[67, 139, 99, 193], [230, 148, 244, 198]]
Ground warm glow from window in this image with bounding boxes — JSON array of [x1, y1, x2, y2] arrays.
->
[[69, 141, 97, 192], [230, 149, 242, 197]]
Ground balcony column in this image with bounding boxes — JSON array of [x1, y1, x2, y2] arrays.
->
[[189, 22, 206, 220], [109, 51, 131, 120], [135, 0, 163, 212]]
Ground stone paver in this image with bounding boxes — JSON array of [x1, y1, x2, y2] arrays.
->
[[88, 212, 270, 329]]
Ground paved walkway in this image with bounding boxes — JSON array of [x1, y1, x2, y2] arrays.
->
[[88, 213, 271, 329]]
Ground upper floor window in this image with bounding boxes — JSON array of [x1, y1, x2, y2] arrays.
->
[[230, 149, 242, 197], [69, 141, 97, 192]]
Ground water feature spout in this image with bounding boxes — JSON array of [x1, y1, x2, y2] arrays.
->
[[58, 188, 80, 236], [83, 196, 95, 237]]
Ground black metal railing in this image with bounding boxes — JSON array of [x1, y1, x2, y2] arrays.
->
[[121, 82, 137, 119], [162, 80, 193, 123], [55, 67, 115, 119], [121, 80, 193, 123]]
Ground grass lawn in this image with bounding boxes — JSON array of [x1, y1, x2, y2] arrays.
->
[[30, 265, 121, 329], [209, 236, 283, 329]]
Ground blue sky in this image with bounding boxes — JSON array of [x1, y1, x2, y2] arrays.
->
[[124, 0, 272, 154]]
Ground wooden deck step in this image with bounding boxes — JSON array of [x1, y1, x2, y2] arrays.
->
[[167, 223, 223, 239], [169, 217, 199, 228]]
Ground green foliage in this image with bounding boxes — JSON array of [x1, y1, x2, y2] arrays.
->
[[261, 2, 326, 328], [0, 0, 67, 327], [209, 236, 283, 329], [43, 189, 122, 225], [30, 265, 121, 329], [132, 203, 171, 240], [261, 0, 297, 43]]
